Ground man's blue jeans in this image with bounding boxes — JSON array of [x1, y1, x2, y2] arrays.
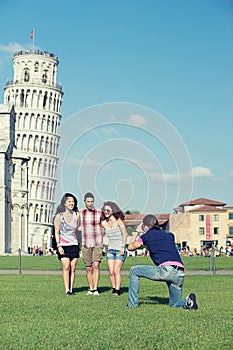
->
[[128, 265, 188, 308]]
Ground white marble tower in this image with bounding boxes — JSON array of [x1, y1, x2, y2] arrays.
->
[[4, 50, 63, 252]]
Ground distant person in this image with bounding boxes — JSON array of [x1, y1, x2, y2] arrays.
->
[[127, 214, 198, 309], [54, 193, 79, 295], [78, 192, 103, 295], [101, 201, 127, 296]]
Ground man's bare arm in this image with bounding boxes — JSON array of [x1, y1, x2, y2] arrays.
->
[[128, 232, 142, 251]]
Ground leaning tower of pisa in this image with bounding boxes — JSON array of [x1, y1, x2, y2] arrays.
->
[[4, 50, 63, 252]]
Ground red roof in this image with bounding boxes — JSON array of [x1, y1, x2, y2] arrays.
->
[[180, 198, 226, 207], [189, 205, 227, 212], [124, 213, 169, 226]]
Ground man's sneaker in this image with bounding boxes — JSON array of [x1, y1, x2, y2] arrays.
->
[[86, 290, 94, 295], [93, 290, 100, 296], [186, 293, 198, 310]]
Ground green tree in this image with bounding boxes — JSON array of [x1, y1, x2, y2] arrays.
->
[[125, 210, 140, 214], [126, 226, 133, 236]]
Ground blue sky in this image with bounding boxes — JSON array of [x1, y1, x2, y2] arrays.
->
[[0, 0, 232, 213]]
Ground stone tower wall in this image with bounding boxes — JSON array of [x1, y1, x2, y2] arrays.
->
[[4, 50, 63, 251]]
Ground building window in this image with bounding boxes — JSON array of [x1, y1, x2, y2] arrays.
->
[[34, 62, 39, 72], [229, 213, 233, 220], [199, 215, 204, 221], [229, 226, 233, 236], [199, 227, 205, 235], [43, 91, 48, 108], [24, 69, 30, 82], [213, 227, 219, 235], [213, 214, 219, 221], [42, 70, 48, 83]]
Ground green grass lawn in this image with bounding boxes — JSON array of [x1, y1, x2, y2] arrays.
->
[[0, 274, 232, 349], [0, 254, 232, 271]]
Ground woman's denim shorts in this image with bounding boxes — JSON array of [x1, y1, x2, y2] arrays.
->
[[106, 249, 127, 262]]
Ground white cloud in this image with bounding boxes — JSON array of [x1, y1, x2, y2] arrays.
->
[[83, 158, 114, 171], [101, 127, 118, 135], [129, 114, 147, 126], [149, 166, 214, 185], [83, 158, 102, 167], [150, 172, 180, 184], [211, 177, 224, 182], [129, 159, 158, 171], [190, 166, 213, 178], [0, 42, 25, 54], [108, 114, 117, 121], [65, 157, 114, 171], [65, 161, 214, 184], [64, 158, 81, 166]]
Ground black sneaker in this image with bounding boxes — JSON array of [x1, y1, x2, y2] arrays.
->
[[186, 293, 198, 310], [66, 291, 73, 296], [114, 289, 121, 296]]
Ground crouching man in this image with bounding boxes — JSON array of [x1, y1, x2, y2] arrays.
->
[[127, 214, 198, 310]]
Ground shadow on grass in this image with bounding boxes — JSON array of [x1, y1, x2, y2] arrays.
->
[[73, 286, 129, 295], [140, 296, 169, 305]]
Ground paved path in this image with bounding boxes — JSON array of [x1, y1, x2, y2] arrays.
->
[[0, 270, 233, 275]]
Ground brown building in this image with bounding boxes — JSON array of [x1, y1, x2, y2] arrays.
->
[[124, 198, 233, 252]]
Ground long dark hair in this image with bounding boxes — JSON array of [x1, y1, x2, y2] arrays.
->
[[102, 201, 125, 221], [143, 214, 160, 230], [54, 193, 78, 215]]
